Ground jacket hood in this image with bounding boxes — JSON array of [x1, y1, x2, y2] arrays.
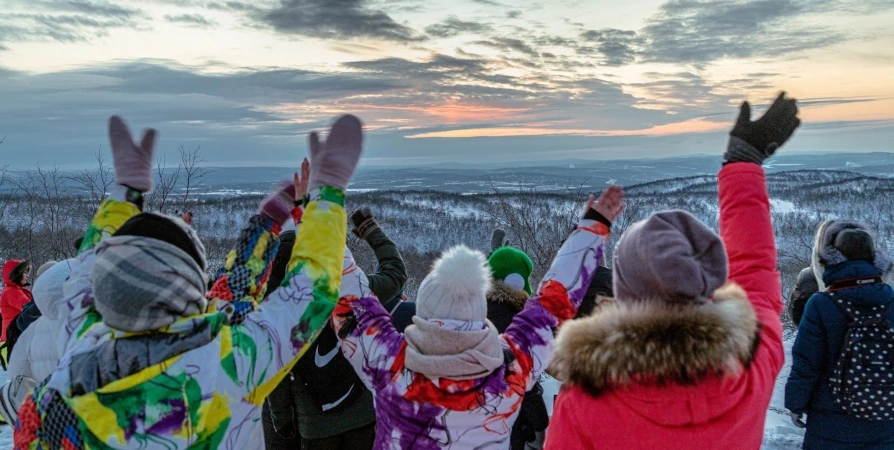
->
[[3, 260, 26, 286], [549, 283, 759, 397], [33, 259, 75, 320], [486, 280, 529, 312], [812, 220, 892, 290]]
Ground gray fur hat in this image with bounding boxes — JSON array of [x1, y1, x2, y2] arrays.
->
[[811, 220, 892, 290]]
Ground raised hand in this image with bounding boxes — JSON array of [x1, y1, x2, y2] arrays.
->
[[259, 181, 296, 226], [308, 115, 363, 191], [108, 116, 157, 192], [726, 92, 800, 164], [586, 185, 625, 224], [297, 158, 310, 200], [350, 208, 379, 239]]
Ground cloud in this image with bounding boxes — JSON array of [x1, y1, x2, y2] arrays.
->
[[425, 17, 491, 38], [257, 0, 424, 42], [473, 37, 540, 57], [165, 13, 217, 27], [639, 0, 842, 65], [506, 10, 521, 19], [578, 28, 642, 66], [0, 0, 143, 46]]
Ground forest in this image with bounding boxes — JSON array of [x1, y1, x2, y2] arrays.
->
[[3, 160, 893, 333]]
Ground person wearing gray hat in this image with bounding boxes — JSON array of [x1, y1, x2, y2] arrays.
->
[[547, 93, 800, 449]]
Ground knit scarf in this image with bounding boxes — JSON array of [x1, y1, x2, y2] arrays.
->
[[91, 236, 208, 332], [404, 316, 504, 381]]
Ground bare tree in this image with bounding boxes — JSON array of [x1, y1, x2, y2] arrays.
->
[[487, 179, 588, 283], [148, 154, 181, 214], [0, 164, 10, 226], [179, 145, 209, 211], [14, 164, 78, 261], [70, 148, 113, 212]]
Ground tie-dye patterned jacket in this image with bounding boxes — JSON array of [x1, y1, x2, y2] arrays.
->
[[14, 187, 347, 450], [330, 219, 609, 449]]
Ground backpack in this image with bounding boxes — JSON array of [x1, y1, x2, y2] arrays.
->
[[295, 322, 366, 413], [827, 291, 894, 421]]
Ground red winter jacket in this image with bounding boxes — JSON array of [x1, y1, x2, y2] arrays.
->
[[1, 260, 32, 341], [546, 163, 784, 450]]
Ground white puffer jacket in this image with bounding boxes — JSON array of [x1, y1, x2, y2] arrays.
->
[[7, 259, 74, 382]]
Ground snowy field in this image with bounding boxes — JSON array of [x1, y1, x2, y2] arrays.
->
[[0, 337, 806, 449]]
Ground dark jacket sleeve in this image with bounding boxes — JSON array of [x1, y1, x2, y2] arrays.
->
[[265, 231, 296, 298], [364, 226, 407, 304], [14, 301, 42, 333], [785, 293, 828, 414]]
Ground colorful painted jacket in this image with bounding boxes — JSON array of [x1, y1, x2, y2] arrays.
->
[[14, 187, 347, 450], [330, 219, 609, 449]]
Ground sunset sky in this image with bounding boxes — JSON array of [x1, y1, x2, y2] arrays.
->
[[1, 0, 893, 168]]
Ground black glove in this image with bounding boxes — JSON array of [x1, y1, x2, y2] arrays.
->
[[725, 92, 800, 165], [351, 208, 379, 240]]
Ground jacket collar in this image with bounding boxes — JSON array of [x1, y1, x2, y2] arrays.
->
[[486, 280, 529, 312], [548, 283, 760, 396]]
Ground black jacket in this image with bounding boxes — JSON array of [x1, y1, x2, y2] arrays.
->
[[263, 224, 408, 446]]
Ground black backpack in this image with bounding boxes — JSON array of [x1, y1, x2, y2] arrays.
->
[[295, 323, 366, 413], [828, 292, 894, 421]]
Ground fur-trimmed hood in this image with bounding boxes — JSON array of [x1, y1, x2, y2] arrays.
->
[[487, 280, 529, 312], [549, 283, 759, 396], [812, 220, 892, 290]]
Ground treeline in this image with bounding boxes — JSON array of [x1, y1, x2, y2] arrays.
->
[[3, 169, 894, 332]]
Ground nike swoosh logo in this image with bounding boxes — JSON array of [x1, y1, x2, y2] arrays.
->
[[322, 384, 354, 412], [314, 341, 341, 367]]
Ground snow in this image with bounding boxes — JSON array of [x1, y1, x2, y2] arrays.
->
[[771, 199, 798, 213]]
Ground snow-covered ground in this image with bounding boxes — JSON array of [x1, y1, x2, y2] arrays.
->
[[0, 339, 806, 450]]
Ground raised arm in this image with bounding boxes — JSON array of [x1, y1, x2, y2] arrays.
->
[[224, 115, 363, 405], [504, 187, 624, 383], [351, 208, 408, 303], [719, 92, 800, 377], [61, 117, 155, 353], [330, 246, 403, 391]]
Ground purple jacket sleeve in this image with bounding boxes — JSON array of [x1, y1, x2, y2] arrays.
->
[[502, 219, 609, 388]]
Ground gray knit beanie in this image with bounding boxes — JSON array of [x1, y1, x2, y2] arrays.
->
[[613, 210, 728, 304], [91, 213, 208, 332]]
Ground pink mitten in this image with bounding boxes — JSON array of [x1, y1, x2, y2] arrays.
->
[[109, 116, 157, 193], [259, 182, 296, 225], [308, 115, 363, 191]]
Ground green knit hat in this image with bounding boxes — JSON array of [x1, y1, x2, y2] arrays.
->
[[488, 247, 534, 295]]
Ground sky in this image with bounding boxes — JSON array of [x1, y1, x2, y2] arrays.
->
[[0, 0, 893, 169]]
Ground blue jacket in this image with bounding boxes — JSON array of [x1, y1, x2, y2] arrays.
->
[[785, 260, 894, 449]]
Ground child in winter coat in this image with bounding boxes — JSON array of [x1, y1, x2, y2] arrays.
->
[[330, 185, 625, 449], [14, 113, 364, 450], [1, 259, 33, 341], [785, 221, 894, 449], [546, 93, 800, 450]]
